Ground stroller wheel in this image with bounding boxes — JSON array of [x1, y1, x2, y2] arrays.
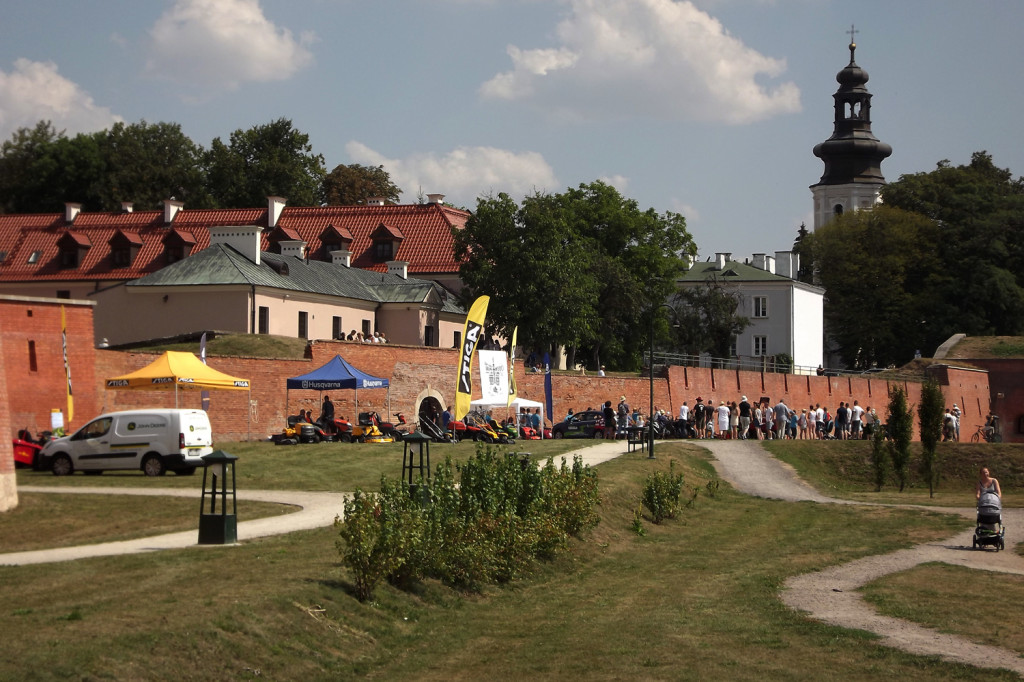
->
[[972, 538, 977, 549], [999, 539, 1005, 551]]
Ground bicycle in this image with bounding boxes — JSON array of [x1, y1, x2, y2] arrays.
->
[[971, 424, 1002, 443]]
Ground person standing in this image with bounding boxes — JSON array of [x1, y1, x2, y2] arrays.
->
[[738, 396, 751, 440], [693, 398, 706, 439], [850, 400, 864, 439], [952, 403, 962, 441], [320, 395, 336, 434], [774, 399, 790, 440], [603, 400, 617, 439], [716, 401, 730, 439], [835, 402, 848, 440], [442, 405, 453, 431], [815, 404, 825, 439], [678, 401, 690, 438]]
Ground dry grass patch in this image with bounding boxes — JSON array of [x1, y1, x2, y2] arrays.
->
[[861, 562, 1024, 656], [0, 493, 294, 553]]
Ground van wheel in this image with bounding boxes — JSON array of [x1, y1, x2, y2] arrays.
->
[[142, 454, 166, 477], [51, 454, 73, 476], [175, 467, 196, 476]]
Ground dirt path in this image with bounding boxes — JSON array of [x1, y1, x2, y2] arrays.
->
[[702, 439, 1024, 676]]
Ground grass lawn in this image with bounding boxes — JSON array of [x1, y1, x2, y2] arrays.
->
[[3, 442, 1020, 680], [15, 438, 593, 493]]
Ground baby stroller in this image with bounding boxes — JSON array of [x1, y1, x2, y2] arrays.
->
[[973, 490, 1005, 551]]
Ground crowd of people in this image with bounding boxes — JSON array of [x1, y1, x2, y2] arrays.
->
[[670, 397, 882, 441], [340, 330, 388, 343]]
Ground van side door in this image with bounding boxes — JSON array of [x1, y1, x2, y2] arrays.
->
[[68, 417, 114, 470]]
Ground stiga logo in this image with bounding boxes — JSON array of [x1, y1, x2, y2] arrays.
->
[[152, 377, 174, 384], [458, 322, 481, 394], [106, 379, 130, 387], [234, 380, 249, 388]]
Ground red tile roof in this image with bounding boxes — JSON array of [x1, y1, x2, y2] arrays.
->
[[0, 202, 469, 283]]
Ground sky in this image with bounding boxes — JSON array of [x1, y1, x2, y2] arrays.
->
[[0, 0, 1021, 258]]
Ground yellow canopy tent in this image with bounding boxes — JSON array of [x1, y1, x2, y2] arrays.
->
[[106, 351, 252, 437]]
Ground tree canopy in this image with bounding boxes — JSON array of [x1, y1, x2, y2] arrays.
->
[[323, 163, 401, 205], [808, 151, 1024, 368], [453, 181, 694, 370], [205, 118, 326, 208]]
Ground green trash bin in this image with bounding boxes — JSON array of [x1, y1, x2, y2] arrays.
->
[[198, 450, 238, 545]]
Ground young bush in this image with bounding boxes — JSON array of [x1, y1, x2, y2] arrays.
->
[[335, 479, 424, 602], [917, 375, 945, 497], [886, 386, 914, 492], [641, 459, 685, 524], [869, 423, 888, 491]]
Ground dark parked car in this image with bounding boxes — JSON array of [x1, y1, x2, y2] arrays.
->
[[551, 410, 606, 439]]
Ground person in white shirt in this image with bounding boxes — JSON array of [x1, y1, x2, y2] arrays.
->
[[850, 400, 864, 439], [806, 404, 817, 439], [598, 365, 606, 377], [951, 403, 961, 440], [815, 405, 825, 438]]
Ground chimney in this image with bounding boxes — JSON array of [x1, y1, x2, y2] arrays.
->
[[121, 202, 133, 213], [65, 202, 82, 224], [426, 193, 445, 205], [387, 260, 409, 279], [279, 240, 306, 259], [268, 196, 286, 227], [715, 252, 731, 270], [331, 249, 352, 267], [163, 199, 184, 225], [209, 225, 264, 265], [752, 253, 766, 271], [775, 251, 794, 279], [682, 253, 695, 270], [764, 255, 775, 275], [365, 197, 386, 206]]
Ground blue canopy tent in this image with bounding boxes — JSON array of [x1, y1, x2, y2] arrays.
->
[[286, 355, 391, 417]]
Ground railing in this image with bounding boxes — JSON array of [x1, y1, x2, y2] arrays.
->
[[651, 352, 863, 377]]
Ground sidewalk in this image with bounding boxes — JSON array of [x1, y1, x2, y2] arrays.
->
[[1, 440, 635, 567]]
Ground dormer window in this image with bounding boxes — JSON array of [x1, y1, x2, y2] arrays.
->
[[266, 226, 302, 255], [109, 230, 143, 268], [162, 229, 196, 264], [57, 231, 91, 269], [320, 223, 353, 262], [369, 222, 404, 263]]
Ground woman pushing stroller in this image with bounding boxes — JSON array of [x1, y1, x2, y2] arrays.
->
[[973, 467, 1005, 551]]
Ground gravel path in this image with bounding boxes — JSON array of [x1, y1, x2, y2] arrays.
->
[[702, 438, 1024, 676]]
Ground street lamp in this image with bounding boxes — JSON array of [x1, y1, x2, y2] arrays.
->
[[649, 303, 676, 459]]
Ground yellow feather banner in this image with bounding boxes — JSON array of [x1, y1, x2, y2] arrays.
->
[[454, 296, 489, 421]]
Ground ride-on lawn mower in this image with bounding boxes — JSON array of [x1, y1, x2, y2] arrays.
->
[[343, 412, 394, 443]]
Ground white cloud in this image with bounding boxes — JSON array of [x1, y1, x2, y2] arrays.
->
[[346, 141, 559, 207], [597, 174, 630, 193], [0, 59, 122, 140], [145, 0, 314, 92], [480, 0, 800, 124]]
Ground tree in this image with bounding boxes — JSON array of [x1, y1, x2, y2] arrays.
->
[[454, 191, 600, 359], [917, 375, 945, 498], [453, 181, 694, 370], [881, 152, 1024, 341], [100, 121, 212, 210], [886, 386, 914, 492], [669, 279, 750, 360], [0, 121, 69, 213], [323, 164, 401, 205], [807, 206, 942, 368], [206, 118, 326, 208]]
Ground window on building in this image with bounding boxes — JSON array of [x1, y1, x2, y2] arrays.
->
[[28, 340, 37, 372], [728, 335, 737, 358], [373, 241, 393, 261], [453, 330, 462, 349], [833, 203, 844, 216], [59, 248, 79, 269], [332, 316, 343, 340], [56, 290, 70, 299], [112, 248, 132, 267], [0, 251, 7, 263], [298, 311, 308, 339], [27, 250, 42, 264], [362, 319, 372, 337], [166, 246, 184, 263], [258, 306, 269, 334], [753, 296, 768, 318], [753, 335, 768, 356], [425, 325, 435, 348]]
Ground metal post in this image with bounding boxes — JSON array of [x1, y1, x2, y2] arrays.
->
[[649, 309, 656, 459]]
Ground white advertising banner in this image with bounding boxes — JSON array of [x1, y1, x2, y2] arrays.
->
[[478, 350, 509, 405]]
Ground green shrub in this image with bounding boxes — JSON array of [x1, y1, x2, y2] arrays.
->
[[641, 460, 685, 524]]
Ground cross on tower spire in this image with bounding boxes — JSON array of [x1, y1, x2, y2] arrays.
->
[[847, 24, 859, 63]]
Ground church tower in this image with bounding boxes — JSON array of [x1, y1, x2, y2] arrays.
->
[[810, 30, 892, 230]]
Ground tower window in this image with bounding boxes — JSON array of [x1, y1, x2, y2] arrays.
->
[[833, 204, 844, 216]]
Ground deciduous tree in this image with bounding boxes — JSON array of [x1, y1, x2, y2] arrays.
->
[[323, 164, 401, 205]]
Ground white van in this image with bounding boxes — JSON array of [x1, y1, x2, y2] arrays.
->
[[40, 409, 214, 476]]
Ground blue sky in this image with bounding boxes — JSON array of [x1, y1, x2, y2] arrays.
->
[[1, 0, 1020, 257]]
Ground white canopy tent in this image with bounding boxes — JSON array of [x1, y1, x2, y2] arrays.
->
[[470, 397, 546, 439]]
